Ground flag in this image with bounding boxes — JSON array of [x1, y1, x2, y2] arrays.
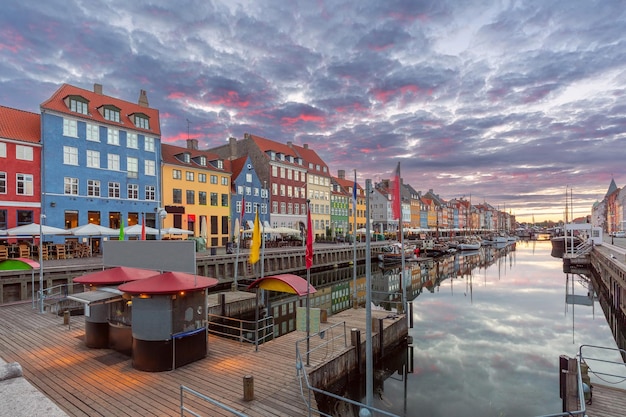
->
[[249, 211, 261, 264], [141, 215, 146, 240], [119, 220, 125, 241], [391, 162, 401, 220], [306, 204, 313, 269], [240, 194, 246, 222]]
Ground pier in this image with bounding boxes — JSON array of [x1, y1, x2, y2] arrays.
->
[[0, 300, 406, 416]]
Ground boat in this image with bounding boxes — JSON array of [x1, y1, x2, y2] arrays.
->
[[376, 243, 418, 263], [457, 240, 481, 251]]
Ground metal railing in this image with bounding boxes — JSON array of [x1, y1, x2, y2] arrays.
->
[[207, 313, 274, 347], [180, 385, 249, 417], [537, 344, 626, 417], [295, 321, 400, 417]]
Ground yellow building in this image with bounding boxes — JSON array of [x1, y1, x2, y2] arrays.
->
[[161, 140, 231, 247]]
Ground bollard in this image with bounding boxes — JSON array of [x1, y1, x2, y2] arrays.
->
[[243, 375, 254, 401], [63, 310, 70, 326], [320, 309, 328, 323]]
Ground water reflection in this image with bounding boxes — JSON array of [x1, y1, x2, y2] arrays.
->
[[310, 241, 626, 417]]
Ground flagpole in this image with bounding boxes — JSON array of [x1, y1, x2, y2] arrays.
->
[[233, 194, 244, 290], [364, 180, 373, 407], [305, 199, 312, 366], [352, 169, 358, 309], [398, 163, 407, 313]]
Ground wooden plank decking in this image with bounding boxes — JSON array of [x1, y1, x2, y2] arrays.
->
[[586, 383, 626, 417], [0, 302, 401, 417]]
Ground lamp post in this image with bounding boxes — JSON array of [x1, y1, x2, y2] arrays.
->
[[157, 208, 167, 239], [38, 214, 45, 314]]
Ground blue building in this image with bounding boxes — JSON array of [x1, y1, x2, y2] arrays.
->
[[40, 83, 161, 250], [230, 156, 268, 237]]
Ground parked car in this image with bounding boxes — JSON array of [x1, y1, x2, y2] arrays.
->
[[614, 231, 626, 238]]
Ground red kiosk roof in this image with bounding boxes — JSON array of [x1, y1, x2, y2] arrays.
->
[[118, 271, 219, 294], [73, 266, 160, 285]]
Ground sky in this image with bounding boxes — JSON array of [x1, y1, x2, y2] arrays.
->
[[1, 0, 625, 223]]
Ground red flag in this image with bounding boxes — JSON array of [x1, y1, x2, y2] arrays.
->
[[391, 162, 401, 220], [306, 204, 313, 269], [141, 215, 146, 240]]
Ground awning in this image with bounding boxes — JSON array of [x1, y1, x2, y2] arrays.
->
[[67, 288, 124, 306], [247, 274, 316, 296]]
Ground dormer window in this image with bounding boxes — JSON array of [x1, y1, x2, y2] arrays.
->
[[103, 106, 121, 123], [269, 151, 276, 160], [217, 160, 223, 169], [279, 153, 285, 161], [198, 156, 207, 166], [288, 156, 294, 163], [134, 114, 150, 130], [182, 153, 190, 163], [69, 97, 89, 115]]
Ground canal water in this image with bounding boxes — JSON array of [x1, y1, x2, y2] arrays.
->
[[313, 240, 626, 417]]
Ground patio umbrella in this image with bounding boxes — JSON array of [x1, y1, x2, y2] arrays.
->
[[6, 223, 68, 236], [233, 218, 241, 244], [271, 226, 301, 236], [200, 217, 207, 240], [69, 224, 119, 236], [161, 227, 193, 235], [124, 224, 160, 236]]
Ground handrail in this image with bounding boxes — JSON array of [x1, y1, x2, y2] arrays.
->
[[180, 385, 249, 417], [295, 321, 399, 417], [207, 313, 274, 346]]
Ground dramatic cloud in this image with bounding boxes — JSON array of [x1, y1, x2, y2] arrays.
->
[[1, 0, 625, 221]]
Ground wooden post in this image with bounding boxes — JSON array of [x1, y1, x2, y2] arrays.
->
[[243, 375, 254, 401], [351, 328, 362, 374]]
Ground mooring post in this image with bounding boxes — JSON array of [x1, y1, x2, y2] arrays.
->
[[351, 328, 362, 374], [243, 375, 254, 401]]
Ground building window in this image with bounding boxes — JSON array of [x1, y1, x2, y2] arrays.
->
[[186, 190, 195, 204], [16, 145, 33, 161], [104, 107, 120, 122], [0, 172, 6, 193], [16, 174, 34, 196], [221, 194, 228, 207], [0, 209, 6, 229], [173, 169, 182, 179], [87, 180, 100, 196], [221, 176, 228, 186], [145, 160, 155, 176], [86, 150, 100, 168], [272, 201, 278, 214], [210, 175, 218, 184], [280, 202, 286, 214], [210, 192, 218, 206], [127, 132, 138, 148], [86, 123, 100, 142], [107, 128, 119, 145], [63, 146, 78, 165], [127, 157, 138, 177], [245, 201, 252, 214], [217, 160, 223, 169], [198, 173, 207, 183], [64, 177, 79, 195], [128, 184, 139, 199], [173, 189, 182, 204], [63, 119, 77, 137], [280, 184, 285, 196], [145, 137, 155, 152], [198, 156, 206, 166], [108, 182, 120, 198], [186, 171, 194, 181], [272, 183, 278, 195], [145, 185, 155, 201], [107, 154, 120, 171], [134, 115, 149, 129], [16, 210, 33, 226], [199, 191, 207, 205], [0, 143, 5, 157], [70, 98, 88, 114]]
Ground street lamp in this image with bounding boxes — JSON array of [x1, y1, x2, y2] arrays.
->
[[38, 214, 46, 313], [157, 208, 167, 239]]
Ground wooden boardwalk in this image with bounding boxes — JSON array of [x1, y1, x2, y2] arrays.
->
[[0, 301, 401, 417], [585, 383, 626, 417]]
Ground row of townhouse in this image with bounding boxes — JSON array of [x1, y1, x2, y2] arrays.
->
[[1, 82, 513, 252], [592, 178, 626, 234]]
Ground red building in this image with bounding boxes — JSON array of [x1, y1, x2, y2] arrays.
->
[[0, 106, 41, 231]]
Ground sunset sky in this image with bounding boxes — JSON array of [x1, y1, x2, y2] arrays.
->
[[2, 0, 624, 223]]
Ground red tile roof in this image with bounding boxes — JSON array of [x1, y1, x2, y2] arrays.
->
[[41, 84, 161, 136], [73, 266, 160, 285], [161, 143, 230, 172], [0, 105, 40, 143]]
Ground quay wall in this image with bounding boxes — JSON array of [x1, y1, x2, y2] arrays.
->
[[590, 248, 626, 319], [308, 314, 409, 388], [0, 242, 389, 305]]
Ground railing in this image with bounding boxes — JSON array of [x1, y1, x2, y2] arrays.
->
[[536, 344, 626, 417], [40, 283, 83, 313], [207, 313, 274, 348], [180, 385, 249, 417], [295, 321, 400, 417]]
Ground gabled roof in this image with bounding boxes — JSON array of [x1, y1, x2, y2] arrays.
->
[[291, 143, 329, 174], [161, 143, 229, 172], [0, 106, 40, 143], [41, 84, 161, 136], [246, 133, 302, 166]]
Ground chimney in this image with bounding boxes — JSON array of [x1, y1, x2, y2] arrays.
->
[[229, 137, 238, 158], [338, 170, 345, 179], [138, 89, 149, 107], [303, 143, 309, 149], [187, 139, 198, 150], [94, 83, 103, 95], [287, 141, 293, 148]]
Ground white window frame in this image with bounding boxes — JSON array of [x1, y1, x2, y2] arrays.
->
[[63, 119, 78, 137], [63, 146, 78, 166], [86, 123, 100, 142], [107, 154, 120, 171], [107, 128, 119, 145], [127, 183, 139, 199], [145, 160, 155, 176], [108, 182, 120, 198], [15, 145, 33, 161], [16, 173, 34, 196], [127, 157, 138, 176], [64, 177, 79, 195], [127, 132, 138, 148], [87, 179, 100, 197], [145, 137, 155, 152], [86, 150, 100, 168], [0, 142, 6, 158]]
